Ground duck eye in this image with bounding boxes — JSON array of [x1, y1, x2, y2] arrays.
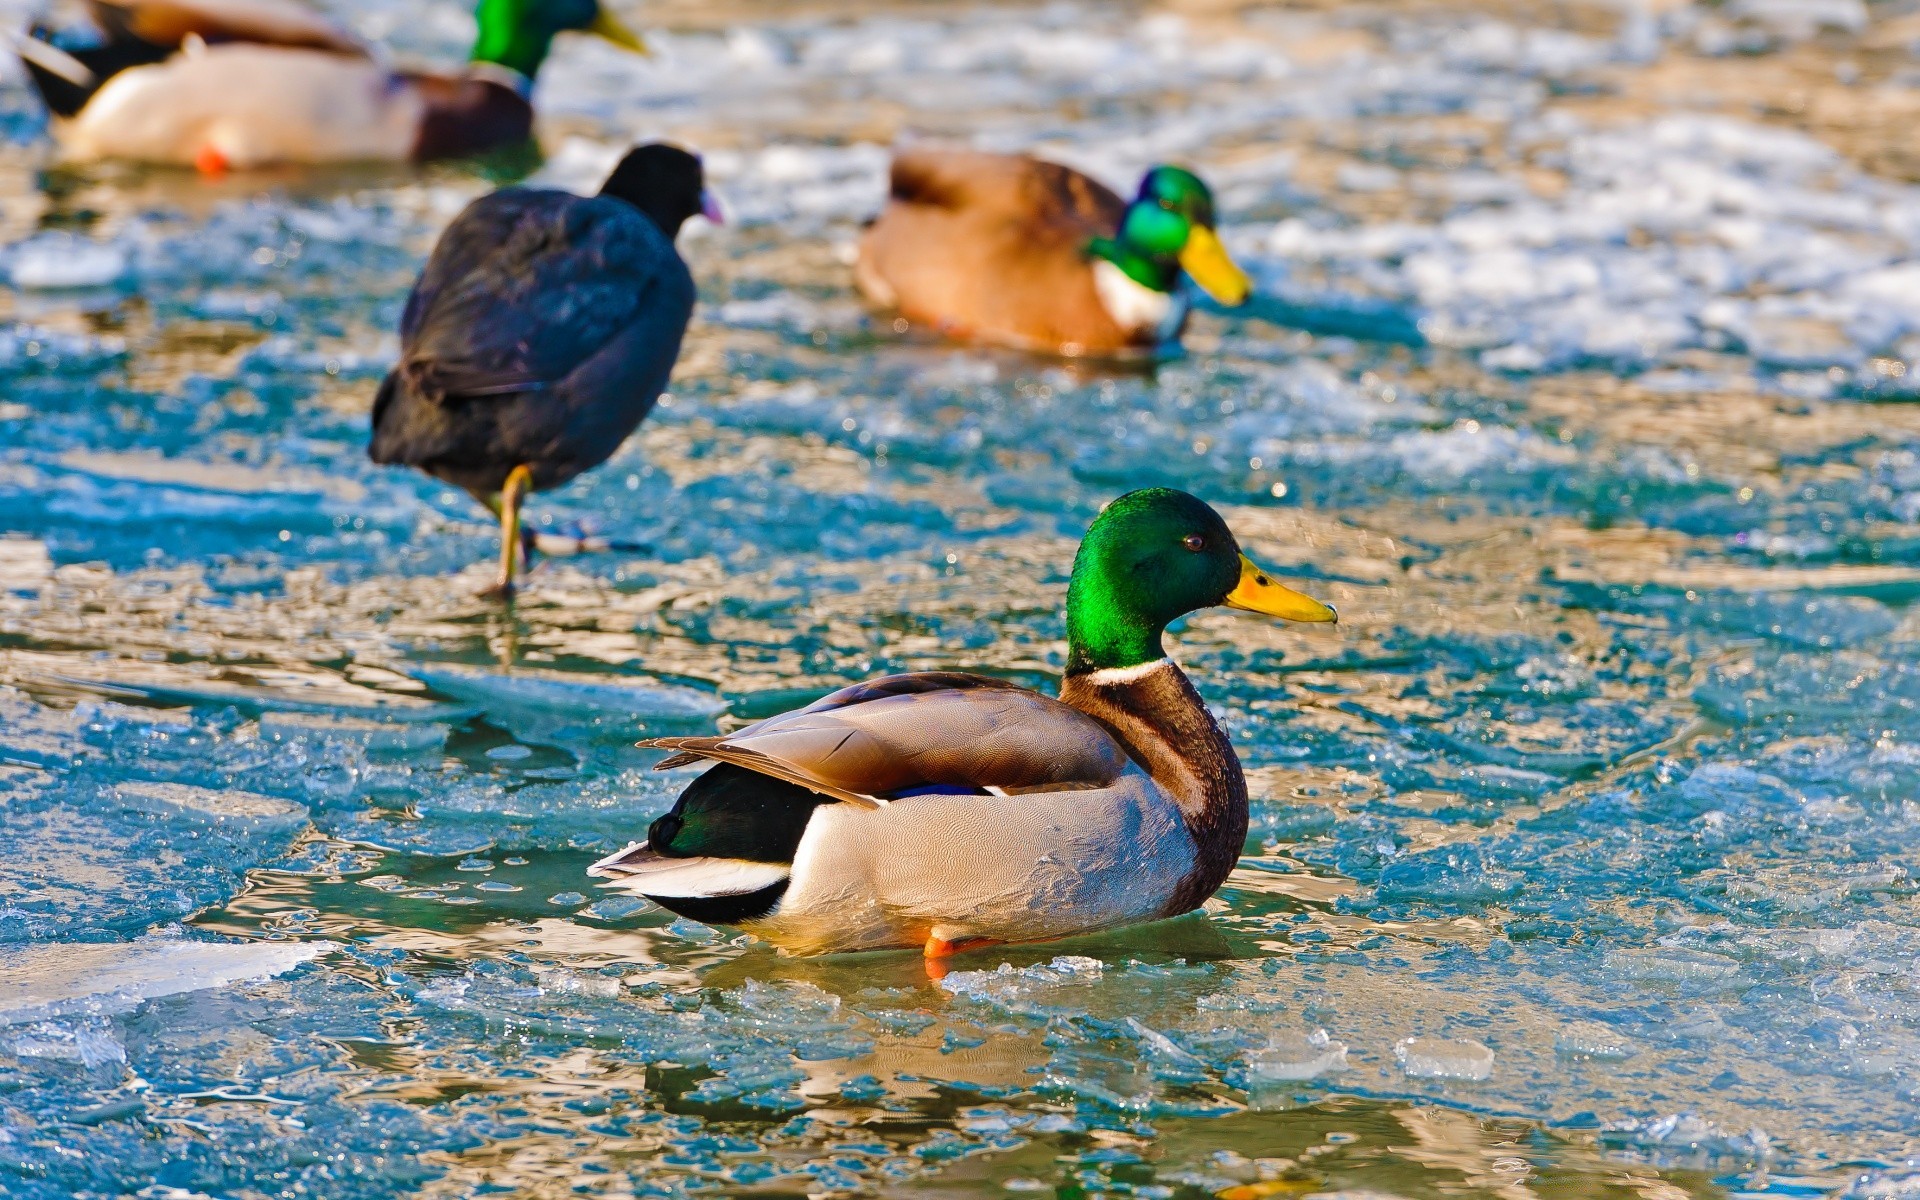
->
[[1182, 534, 1205, 552]]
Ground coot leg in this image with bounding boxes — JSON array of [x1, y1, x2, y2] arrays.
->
[[487, 464, 535, 597]]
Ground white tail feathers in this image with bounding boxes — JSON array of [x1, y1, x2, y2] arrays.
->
[[586, 841, 790, 898], [13, 35, 97, 87]]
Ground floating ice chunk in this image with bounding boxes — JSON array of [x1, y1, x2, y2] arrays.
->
[[116, 781, 309, 837], [1729, 0, 1867, 37], [1124, 1017, 1207, 1070], [1337, 163, 1401, 193], [407, 663, 727, 722], [1601, 1112, 1773, 1165], [1677, 762, 1801, 812], [714, 293, 863, 333], [1689, 592, 1896, 650], [535, 968, 622, 999], [259, 711, 450, 755], [1394, 1036, 1494, 1081], [1843, 1160, 1920, 1199], [525, 136, 627, 195], [51, 672, 474, 723], [666, 916, 718, 942], [580, 896, 649, 921], [1706, 305, 1861, 369], [1248, 1030, 1348, 1081], [938, 956, 1105, 1003], [1386, 422, 1572, 480], [8, 236, 128, 289], [726, 27, 793, 69], [1377, 847, 1524, 903], [1555, 1023, 1639, 1060], [7, 1017, 126, 1068], [1481, 343, 1546, 373], [1724, 863, 1905, 913], [702, 141, 890, 227], [0, 940, 331, 1026], [1603, 947, 1748, 987]]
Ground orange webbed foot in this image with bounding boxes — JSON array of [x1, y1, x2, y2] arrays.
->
[[922, 934, 1001, 980]]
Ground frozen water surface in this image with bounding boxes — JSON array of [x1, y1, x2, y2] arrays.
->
[[3, 0, 1920, 1193]]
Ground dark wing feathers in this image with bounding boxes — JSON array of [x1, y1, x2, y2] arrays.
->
[[641, 674, 1131, 805], [795, 669, 1023, 711], [888, 149, 1125, 234], [398, 191, 662, 403], [649, 671, 1021, 771], [369, 188, 693, 492], [92, 0, 365, 54]]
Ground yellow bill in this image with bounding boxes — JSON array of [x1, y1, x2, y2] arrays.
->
[[589, 8, 652, 54], [1179, 225, 1252, 306], [1224, 555, 1337, 623]]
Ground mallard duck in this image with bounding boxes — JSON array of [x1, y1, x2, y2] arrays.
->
[[588, 488, 1338, 959], [368, 143, 715, 596], [853, 150, 1254, 357], [16, 0, 649, 169]]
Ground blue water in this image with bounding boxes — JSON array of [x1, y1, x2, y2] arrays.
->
[[4, 0, 1920, 1195]]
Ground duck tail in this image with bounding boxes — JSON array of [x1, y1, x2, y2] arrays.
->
[[14, 20, 170, 119], [587, 841, 791, 924], [16, 31, 101, 118]]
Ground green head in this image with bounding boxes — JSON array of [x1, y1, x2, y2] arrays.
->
[[1064, 488, 1336, 675], [1089, 166, 1252, 304], [470, 0, 649, 79]]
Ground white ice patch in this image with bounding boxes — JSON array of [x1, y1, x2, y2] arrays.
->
[[1395, 1036, 1495, 1081], [1556, 1023, 1640, 1060], [1248, 1029, 1349, 1081], [1602, 1113, 1775, 1164], [7, 1017, 126, 1068], [8, 236, 128, 290], [525, 136, 628, 197], [937, 955, 1105, 1004], [701, 142, 891, 228], [1266, 111, 1920, 375], [1285, 420, 1570, 481], [115, 780, 310, 835], [0, 940, 332, 1027], [406, 662, 728, 721]]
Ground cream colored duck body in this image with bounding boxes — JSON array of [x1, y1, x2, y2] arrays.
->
[[24, 0, 648, 168], [627, 664, 1240, 956], [62, 43, 421, 166], [589, 489, 1339, 959], [592, 666, 1238, 956]]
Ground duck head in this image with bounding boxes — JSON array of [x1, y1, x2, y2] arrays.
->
[[1090, 166, 1252, 307], [1065, 488, 1335, 675], [470, 0, 649, 79], [599, 143, 720, 238]]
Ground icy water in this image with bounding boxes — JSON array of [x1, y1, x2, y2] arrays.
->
[[5, 0, 1920, 1195]]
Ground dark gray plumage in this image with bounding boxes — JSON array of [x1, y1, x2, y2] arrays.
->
[[369, 142, 709, 592]]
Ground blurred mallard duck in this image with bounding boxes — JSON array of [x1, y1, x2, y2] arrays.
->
[[16, 0, 649, 169], [589, 488, 1338, 960], [368, 143, 716, 596], [854, 150, 1253, 357]]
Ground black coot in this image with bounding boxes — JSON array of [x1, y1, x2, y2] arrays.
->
[[370, 143, 714, 594]]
